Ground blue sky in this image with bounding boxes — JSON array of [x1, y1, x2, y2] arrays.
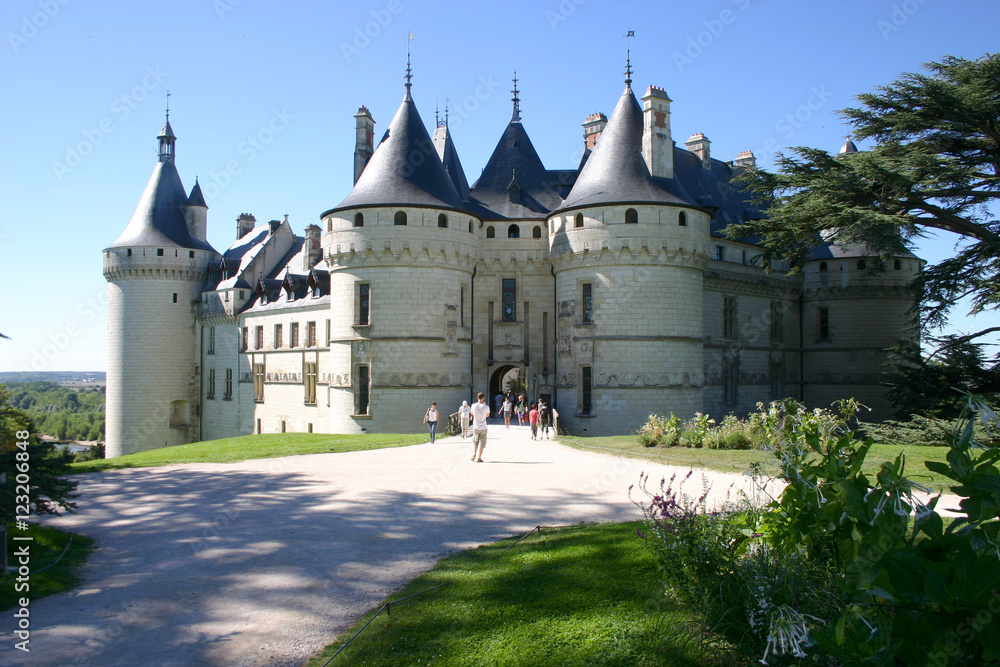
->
[[1, 0, 997, 372]]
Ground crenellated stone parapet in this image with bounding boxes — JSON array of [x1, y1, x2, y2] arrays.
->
[[549, 241, 710, 269], [324, 227, 479, 272], [103, 247, 215, 283], [705, 269, 802, 298]]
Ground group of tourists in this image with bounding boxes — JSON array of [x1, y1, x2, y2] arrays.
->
[[422, 390, 553, 462]]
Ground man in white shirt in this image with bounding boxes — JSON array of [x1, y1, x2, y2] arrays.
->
[[470, 392, 491, 462]]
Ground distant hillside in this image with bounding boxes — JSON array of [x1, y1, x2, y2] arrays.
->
[[5, 380, 105, 441], [0, 371, 106, 386]]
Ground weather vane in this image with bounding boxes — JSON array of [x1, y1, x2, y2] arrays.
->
[[624, 28, 635, 84], [405, 32, 413, 89]]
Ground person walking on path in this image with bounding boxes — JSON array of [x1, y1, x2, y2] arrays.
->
[[471, 392, 490, 462], [494, 392, 504, 417], [528, 403, 539, 440], [538, 400, 550, 439], [516, 396, 526, 426], [458, 400, 471, 438], [424, 402, 439, 443], [502, 396, 513, 428]]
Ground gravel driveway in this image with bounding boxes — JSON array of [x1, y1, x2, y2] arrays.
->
[[0, 423, 945, 666]]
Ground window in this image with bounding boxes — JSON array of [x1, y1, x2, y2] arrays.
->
[[715, 245, 725, 261], [469, 220, 474, 233], [224, 368, 233, 400], [625, 208, 638, 224], [255, 326, 264, 350], [242, 327, 249, 352], [354, 212, 364, 227], [291, 322, 300, 348], [307, 321, 317, 347], [818, 307, 830, 341], [894, 259, 902, 270], [256, 418, 262, 434], [581, 283, 593, 324], [770, 301, 783, 344], [207, 369, 216, 399], [502, 279, 516, 322], [508, 224, 520, 238], [157, 248, 164, 256], [857, 259, 867, 270], [581, 366, 593, 415], [723, 297, 737, 339], [325, 319, 331, 345], [172, 293, 178, 303], [575, 213, 583, 228], [127, 248, 132, 256], [239, 290, 245, 299], [358, 283, 371, 325], [208, 327, 215, 354], [281, 421, 286, 433], [533, 226, 542, 238], [253, 363, 265, 402], [723, 356, 738, 407], [274, 324, 283, 348], [460, 287, 465, 327], [438, 213, 448, 228], [770, 361, 783, 399], [356, 364, 370, 415], [304, 362, 317, 405], [678, 211, 687, 226], [394, 210, 407, 225], [486, 226, 495, 238], [819, 262, 828, 272], [189, 251, 195, 258]]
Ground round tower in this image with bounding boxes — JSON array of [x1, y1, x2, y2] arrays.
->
[[103, 115, 219, 457], [548, 80, 711, 435], [321, 73, 480, 434]]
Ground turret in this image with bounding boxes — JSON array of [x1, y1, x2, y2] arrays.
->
[[102, 114, 219, 458], [184, 179, 208, 243], [641, 85, 673, 178], [354, 106, 375, 184]]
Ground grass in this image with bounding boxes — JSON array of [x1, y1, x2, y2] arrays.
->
[[557, 435, 955, 489], [70, 432, 430, 473], [1, 523, 95, 611], [309, 522, 741, 667]]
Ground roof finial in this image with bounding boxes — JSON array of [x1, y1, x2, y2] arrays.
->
[[436, 99, 440, 127], [624, 28, 635, 86], [445, 98, 449, 126], [511, 70, 521, 122], [405, 32, 413, 93], [165, 90, 171, 120]]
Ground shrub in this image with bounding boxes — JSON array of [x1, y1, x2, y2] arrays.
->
[[679, 412, 714, 448], [861, 412, 999, 447], [636, 413, 680, 447]]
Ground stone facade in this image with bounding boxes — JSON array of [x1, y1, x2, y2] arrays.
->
[[103, 74, 922, 457]]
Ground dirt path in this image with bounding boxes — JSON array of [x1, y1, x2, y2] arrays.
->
[[0, 424, 949, 666]]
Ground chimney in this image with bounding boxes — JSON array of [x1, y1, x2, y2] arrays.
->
[[303, 224, 322, 270], [354, 106, 375, 184], [268, 219, 281, 235], [236, 213, 256, 239], [642, 86, 673, 179], [733, 150, 756, 169], [582, 113, 608, 152], [685, 133, 711, 170]]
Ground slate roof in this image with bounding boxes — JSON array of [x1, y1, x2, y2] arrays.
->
[[107, 159, 217, 252], [839, 138, 859, 154], [324, 90, 466, 215], [557, 85, 692, 212], [469, 117, 571, 220], [810, 241, 919, 261], [433, 124, 471, 202], [186, 180, 208, 208]]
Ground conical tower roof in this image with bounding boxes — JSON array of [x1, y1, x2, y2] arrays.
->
[[558, 85, 689, 211], [470, 115, 563, 219], [107, 122, 216, 252], [187, 179, 208, 207], [839, 137, 859, 154], [432, 123, 470, 202], [325, 91, 465, 215]]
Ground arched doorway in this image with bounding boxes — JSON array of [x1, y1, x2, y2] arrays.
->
[[489, 365, 524, 411]]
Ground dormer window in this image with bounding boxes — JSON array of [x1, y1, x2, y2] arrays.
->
[[508, 224, 520, 239]]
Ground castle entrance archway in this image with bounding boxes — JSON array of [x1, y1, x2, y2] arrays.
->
[[488, 365, 524, 410]]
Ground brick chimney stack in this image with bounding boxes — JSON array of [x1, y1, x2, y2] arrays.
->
[[354, 106, 375, 184], [685, 133, 711, 170], [642, 85, 673, 179]]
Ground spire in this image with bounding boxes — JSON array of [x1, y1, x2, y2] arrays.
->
[[624, 28, 635, 87], [158, 91, 176, 163], [511, 70, 521, 122], [839, 136, 859, 154], [404, 32, 414, 99]]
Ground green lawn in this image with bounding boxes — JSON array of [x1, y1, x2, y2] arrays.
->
[[309, 522, 739, 667], [1, 523, 95, 611], [558, 435, 955, 489], [71, 432, 429, 473]]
